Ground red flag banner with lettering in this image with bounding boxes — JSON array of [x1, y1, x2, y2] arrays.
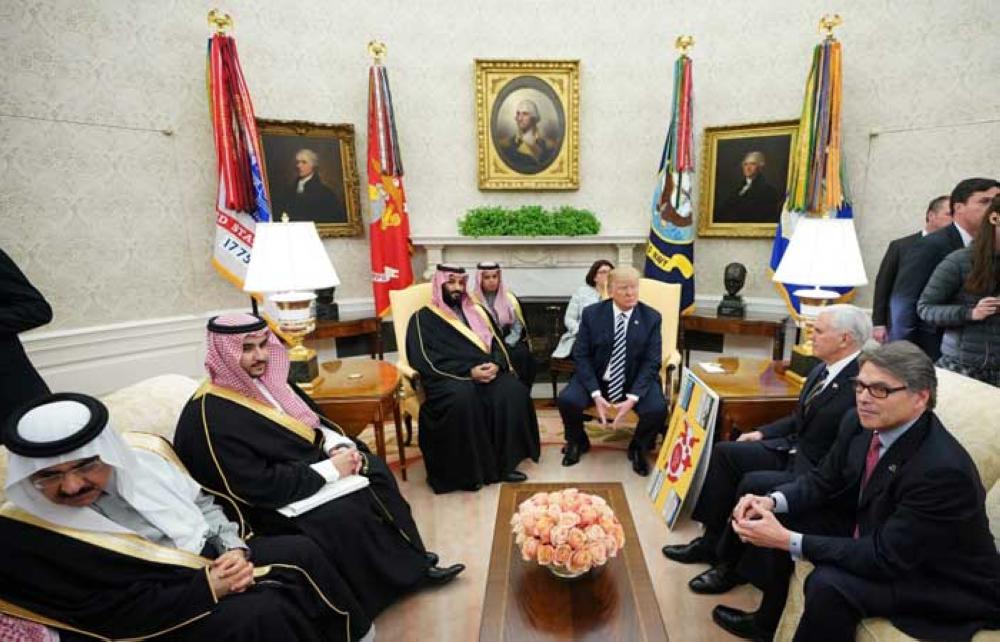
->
[[367, 62, 414, 317], [207, 32, 271, 293]]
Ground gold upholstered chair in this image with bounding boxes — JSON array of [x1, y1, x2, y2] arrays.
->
[[388, 283, 433, 446]]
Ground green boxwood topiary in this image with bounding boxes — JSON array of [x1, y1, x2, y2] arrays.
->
[[458, 205, 600, 237]]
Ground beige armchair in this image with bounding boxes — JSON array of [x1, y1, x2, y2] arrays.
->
[[388, 283, 433, 446]]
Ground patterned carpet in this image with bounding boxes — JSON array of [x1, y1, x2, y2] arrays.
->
[[356, 407, 633, 469]]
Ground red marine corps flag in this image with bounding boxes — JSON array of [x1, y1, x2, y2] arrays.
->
[[367, 41, 414, 317]]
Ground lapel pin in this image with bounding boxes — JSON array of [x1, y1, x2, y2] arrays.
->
[[831, 383, 839, 390], [888, 464, 897, 473]]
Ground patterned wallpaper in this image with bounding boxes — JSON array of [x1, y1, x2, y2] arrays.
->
[[0, 0, 996, 331]]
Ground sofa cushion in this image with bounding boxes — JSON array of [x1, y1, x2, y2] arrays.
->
[[0, 374, 199, 504]]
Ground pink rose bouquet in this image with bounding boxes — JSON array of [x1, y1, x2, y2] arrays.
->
[[510, 488, 625, 576]]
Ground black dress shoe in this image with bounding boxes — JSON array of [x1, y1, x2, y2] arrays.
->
[[424, 551, 439, 566], [560, 441, 590, 455], [627, 446, 649, 476], [689, 563, 746, 594], [503, 470, 527, 482], [711, 605, 772, 641], [661, 536, 717, 564], [562, 442, 584, 466], [425, 563, 465, 587]]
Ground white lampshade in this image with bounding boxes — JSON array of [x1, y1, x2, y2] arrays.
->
[[772, 217, 867, 290], [243, 221, 340, 293]]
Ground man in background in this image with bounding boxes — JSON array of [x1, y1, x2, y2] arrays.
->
[[871, 195, 950, 343], [890, 177, 1000, 357], [0, 248, 52, 426], [472, 261, 535, 387]]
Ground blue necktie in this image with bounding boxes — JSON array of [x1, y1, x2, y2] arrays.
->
[[607, 312, 627, 402]]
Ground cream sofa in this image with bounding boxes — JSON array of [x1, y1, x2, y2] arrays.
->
[[775, 367, 1000, 642]]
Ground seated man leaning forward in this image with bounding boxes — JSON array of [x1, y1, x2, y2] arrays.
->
[[405, 264, 541, 493], [173, 313, 463, 621], [716, 342, 1000, 642], [0, 393, 373, 642], [558, 265, 667, 476], [662, 304, 869, 596]]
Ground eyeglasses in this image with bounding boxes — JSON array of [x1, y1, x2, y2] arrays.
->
[[851, 378, 908, 399], [30, 457, 104, 490]]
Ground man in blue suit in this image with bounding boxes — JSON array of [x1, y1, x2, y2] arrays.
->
[[557, 266, 666, 476]]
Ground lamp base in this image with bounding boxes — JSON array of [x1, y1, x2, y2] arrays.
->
[[785, 345, 819, 386], [289, 345, 322, 393]]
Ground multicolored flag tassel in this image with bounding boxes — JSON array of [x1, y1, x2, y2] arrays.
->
[[770, 34, 856, 316], [643, 45, 696, 314], [367, 45, 414, 317], [206, 17, 271, 294]]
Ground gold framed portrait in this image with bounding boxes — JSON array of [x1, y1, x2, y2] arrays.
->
[[256, 119, 364, 238], [697, 120, 799, 238], [475, 59, 580, 190]]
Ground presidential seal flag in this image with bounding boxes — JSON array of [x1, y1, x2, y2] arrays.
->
[[367, 42, 414, 317], [769, 27, 856, 316], [206, 13, 271, 295], [643, 40, 696, 314]]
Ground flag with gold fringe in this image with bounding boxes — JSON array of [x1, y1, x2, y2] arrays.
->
[[367, 46, 414, 318], [643, 45, 695, 313], [206, 18, 271, 297], [770, 33, 856, 316]]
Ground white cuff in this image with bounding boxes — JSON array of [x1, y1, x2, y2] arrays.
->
[[310, 459, 340, 483], [318, 426, 354, 453], [769, 492, 789, 514], [590, 390, 602, 399], [625, 393, 639, 402]]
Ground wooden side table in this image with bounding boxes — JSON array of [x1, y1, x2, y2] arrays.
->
[[308, 359, 407, 480], [691, 357, 800, 441], [310, 314, 383, 359], [681, 307, 789, 366]]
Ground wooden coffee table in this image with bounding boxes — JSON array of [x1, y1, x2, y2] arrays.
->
[[308, 359, 407, 480], [480, 482, 668, 642]]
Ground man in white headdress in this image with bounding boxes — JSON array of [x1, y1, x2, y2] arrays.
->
[[0, 392, 372, 642]]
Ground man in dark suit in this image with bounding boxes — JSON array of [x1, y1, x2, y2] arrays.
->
[[0, 247, 52, 425], [662, 304, 870, 595], [716, 342, 1000, 642], [889, 178, 1000, 358], [871, 195, 950, 343], [558, 265, 666, 476]]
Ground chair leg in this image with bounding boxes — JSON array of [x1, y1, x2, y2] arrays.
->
[[404, 414, 413, 446], [550, 370, 558, 403]]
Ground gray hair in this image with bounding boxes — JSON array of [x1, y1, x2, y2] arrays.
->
[[515, 99, 540, 121], [295, 149, 319, 168], [743, 151, 766, 167], [858, 341, 937, 409], [818, 304, 872, 350]]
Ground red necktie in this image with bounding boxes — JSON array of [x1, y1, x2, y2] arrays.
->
[[853, 432, 882, 538]]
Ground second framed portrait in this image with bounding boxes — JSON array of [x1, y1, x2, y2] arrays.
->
[[697, 120, 799, 238], [475, 59, 579, 190], [256, 119, 364, 238]]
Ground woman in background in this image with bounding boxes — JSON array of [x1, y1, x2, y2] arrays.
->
[[918, 196, 1000, 386], [551, 259, 613, 359]]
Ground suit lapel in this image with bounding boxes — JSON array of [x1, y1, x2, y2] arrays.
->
[[946, 224, 964, 251], [858, 413, 932, 510]]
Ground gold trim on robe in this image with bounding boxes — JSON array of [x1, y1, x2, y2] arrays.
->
[[193, 381, 318, 444]]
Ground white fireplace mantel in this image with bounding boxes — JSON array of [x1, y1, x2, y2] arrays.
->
[[410, 234, 648, 297]]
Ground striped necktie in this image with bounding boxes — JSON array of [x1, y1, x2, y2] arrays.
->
[[803, 367, 829, 406], [607, 312, 627, 402]]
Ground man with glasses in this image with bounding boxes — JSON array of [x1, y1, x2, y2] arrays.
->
[[713, 341, 1000, 641], [1, 393, 373, 641], [663, 304, 870, 595]]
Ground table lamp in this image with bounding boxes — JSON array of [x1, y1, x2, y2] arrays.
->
[[243, 215, 340, 392], [772, 216, 867, 385]]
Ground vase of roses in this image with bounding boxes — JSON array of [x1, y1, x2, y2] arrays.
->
[[510, 488, 625, 580]]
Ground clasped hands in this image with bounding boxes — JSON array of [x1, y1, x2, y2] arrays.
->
[[329, 445, 363, 477], [971, 296, 1000, 321], [593, 395, 637, 430], [208, 548, 254, 599], [729, 493, 791, 551], [470, 362, 499, 383]]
